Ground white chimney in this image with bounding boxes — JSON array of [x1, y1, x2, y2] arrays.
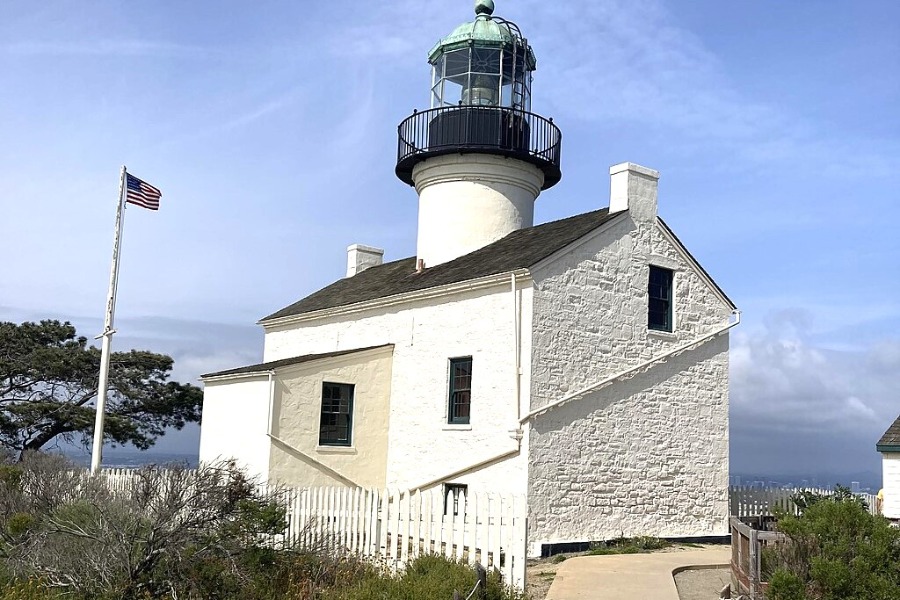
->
[[609, 162, 659, 222], [346, 244, 384, 277]]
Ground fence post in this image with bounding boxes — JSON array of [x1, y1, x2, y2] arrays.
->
[[475, 563, 487, 600], [749, 528, 759, 599]]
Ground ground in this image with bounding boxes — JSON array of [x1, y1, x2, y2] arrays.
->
[[525, 543, 728, 600], [674, 567, 731, 600]]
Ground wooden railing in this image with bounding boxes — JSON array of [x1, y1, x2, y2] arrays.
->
[[730, 516, 783, 600]]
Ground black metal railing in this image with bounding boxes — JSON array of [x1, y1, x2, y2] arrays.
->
[[396, 105, 561, 190]]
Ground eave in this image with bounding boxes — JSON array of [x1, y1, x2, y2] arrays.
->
[[259, 268, 531, 331]]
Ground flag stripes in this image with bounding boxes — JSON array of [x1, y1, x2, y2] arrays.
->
[[125, 173, 161, 210]]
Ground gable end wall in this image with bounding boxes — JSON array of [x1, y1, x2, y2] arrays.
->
[[527, 215, 732, 552]]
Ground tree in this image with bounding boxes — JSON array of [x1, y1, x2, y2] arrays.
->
[[0, 320, 202, 460], [766, 487, 900, 600]]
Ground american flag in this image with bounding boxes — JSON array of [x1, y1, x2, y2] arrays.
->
[[125, 173, 161, 210]]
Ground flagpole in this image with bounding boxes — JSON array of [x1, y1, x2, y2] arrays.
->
[[91, 165, 128, 474]]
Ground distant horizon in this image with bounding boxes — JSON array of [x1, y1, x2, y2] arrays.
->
[[57, 446, 885, 491]]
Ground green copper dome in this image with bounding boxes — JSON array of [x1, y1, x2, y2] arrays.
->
[[428, 1, 537, 70]]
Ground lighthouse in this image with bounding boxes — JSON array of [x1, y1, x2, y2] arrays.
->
[[396, 0, 562, 268]]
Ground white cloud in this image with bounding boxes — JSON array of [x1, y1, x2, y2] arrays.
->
[[730, 309, 899, 475], [515, 0, 900, 175]]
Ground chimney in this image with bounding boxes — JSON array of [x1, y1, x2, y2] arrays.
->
[[609, 162, 659, 222], [346, 244, 384, 277]]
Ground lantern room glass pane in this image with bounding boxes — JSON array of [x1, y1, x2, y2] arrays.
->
[[431, 45, 532, 108], [444, 49, 470, 79], [441, 79, 464, 106], [471, 48, 500, 74]]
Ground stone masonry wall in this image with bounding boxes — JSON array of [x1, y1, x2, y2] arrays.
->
[[263, 282, 532, 496], [527, 214, 733, 552]]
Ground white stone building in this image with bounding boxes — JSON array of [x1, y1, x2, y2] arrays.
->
[[876, 415, 900, 520], [199, 0, 738, 555]]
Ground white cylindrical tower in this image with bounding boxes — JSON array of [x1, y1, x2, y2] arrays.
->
[[396, 0, 562, 267]]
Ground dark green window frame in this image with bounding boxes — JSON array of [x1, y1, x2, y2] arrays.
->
[[448, 357, 472, 424], [319, 382, 354, 446], [648, 265, 674, 332]]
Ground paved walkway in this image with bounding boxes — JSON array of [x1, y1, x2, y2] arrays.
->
[[546, 548, 730, 600]]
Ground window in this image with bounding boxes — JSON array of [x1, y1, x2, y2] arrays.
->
[[443, 483, 468, 516], [448, 357, 472, 424], [648, 265, 674, 332], [319, 382, 354, 446]]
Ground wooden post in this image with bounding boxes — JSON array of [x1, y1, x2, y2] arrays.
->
[[475, 563, 487, 600], [749, 528, 759, 599]]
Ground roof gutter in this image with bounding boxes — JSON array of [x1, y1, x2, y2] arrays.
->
[[521, 310, 741, 423], [877, 444, 900, 453], [201, 370, 273, 384]]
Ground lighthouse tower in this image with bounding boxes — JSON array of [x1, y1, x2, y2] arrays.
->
[[396, 0, 562, 267]]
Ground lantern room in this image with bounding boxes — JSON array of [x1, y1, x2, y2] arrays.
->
[[427, 0, 535, 111], [395, 0, 561, 191]]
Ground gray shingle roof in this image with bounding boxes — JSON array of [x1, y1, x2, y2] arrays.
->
[[262, 208, 623, 322], [202, 344, 393, 379], [877, 415, 900, 451]]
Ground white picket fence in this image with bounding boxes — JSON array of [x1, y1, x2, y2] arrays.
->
[[97, 470, 527, 589], [730, 485, 880, 518], [276, 486, 527, 589]]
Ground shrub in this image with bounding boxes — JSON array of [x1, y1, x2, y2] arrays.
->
[[588, 536, 669, 555], [325, 554, 524, 600], [0, 455, 526, 599], [767, 488, 900, 600], [0, 453, 292, 599]]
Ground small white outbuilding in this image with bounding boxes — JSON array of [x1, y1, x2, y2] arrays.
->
[[877, 415, 900, 519]]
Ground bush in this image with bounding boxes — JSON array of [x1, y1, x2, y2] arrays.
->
[[325, 554, 524, 600], [0, 453, 291, 599], [767, 487, 900, 600], [588, 536, 670, 555], [0, 455, 525, 599]]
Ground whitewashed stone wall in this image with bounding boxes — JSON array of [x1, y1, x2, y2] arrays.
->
[[526, 213, 732, 553], [199, 376, 272, 482], [883, 453, 900, 519], [268, 347, 393, 489], [263, 281, 532, 495]]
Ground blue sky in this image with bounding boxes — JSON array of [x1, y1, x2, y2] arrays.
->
[[1, 0, 898, 481]]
